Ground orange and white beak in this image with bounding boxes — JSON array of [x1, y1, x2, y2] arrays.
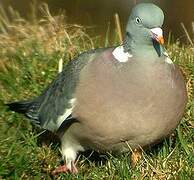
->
[[151, 27, 164, 44]]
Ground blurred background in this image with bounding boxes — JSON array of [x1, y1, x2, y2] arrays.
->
[[0, 0, 193, 43]]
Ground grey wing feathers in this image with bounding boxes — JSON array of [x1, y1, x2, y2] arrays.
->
[[14, 49, 104, 132]]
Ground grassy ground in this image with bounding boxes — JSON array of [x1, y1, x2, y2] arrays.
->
[[0, 5, 194, 180]]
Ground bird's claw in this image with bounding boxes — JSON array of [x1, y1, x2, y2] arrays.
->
[[52, 163, 78, 175]]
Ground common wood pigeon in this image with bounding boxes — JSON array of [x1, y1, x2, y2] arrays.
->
[[7, 3, 187, 174]]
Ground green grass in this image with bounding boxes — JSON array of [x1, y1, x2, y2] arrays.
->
[[0, 6, 194, 180]]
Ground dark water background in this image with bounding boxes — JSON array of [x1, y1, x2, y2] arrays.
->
[[0, 0, 194, 43]]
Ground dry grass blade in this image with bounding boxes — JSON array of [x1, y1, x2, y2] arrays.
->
[[58, 58, 63, 73], [39, 3, 55, 23], [114, 13, 123, 43], [7, 6, 21, 21], [180, 22, 194, 46], [0, 5, 10, 33], [192, 22, 194, 36]]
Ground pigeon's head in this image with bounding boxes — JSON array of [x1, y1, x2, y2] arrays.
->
[[126, 3, 164, 45]]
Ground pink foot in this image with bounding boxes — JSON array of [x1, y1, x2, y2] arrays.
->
[[52, 163, 78, 175]]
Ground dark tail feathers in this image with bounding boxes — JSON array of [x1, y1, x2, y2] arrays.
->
[[7, 100, 40, 126], [6, 101, 34, 114]]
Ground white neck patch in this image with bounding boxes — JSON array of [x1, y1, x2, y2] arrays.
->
[[163, 52, 173, 64], [112, 46, 132, 62]]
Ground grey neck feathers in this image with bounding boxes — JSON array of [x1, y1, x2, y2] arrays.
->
[[123, 33, 133, 53], [123, 33, 164, 58]]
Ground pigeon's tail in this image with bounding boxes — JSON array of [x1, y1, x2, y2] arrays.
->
[[6, 100, 40, 123], [7, 101, 33, 114]]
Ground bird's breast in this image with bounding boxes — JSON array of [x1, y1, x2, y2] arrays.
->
[[71, 52, 187, 151]]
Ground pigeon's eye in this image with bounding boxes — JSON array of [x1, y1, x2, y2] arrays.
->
[[135, 17, 142, 24]]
